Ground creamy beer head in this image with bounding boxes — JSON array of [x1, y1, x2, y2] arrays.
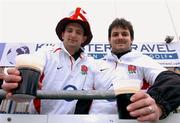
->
[[113, 79, 141, 95], [15, 54, 44, 73]]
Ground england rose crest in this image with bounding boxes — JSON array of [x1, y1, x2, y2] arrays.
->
[[128, 65, 136, 74], [81, 65, 88, 75]]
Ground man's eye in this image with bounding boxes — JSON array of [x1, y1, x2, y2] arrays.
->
[[66, 29, 72, 33], [122, 32, 130, 37], [76, 31, 83, 35], [112, 33, 118, 37]]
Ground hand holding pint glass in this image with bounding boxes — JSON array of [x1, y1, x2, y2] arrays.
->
[[12, 54, 44, 102], [113, 79, 141, 119]]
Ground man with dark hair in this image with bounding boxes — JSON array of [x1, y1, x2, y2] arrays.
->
[[1, 7, 95, 114], [89, 18, 180, 122]]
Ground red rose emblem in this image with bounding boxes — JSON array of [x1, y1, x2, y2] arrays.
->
[[128, 65, 136, 74], [81, 65, 88, 75]]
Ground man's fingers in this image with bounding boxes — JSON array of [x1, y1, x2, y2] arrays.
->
[[6, 92, 13, 99], [128, 98, 155, 112], [1, 82, 19, 92], [126, 91, 161, 122], [3, 68, 21, 82], [130, 91, 149, 102], [7, 68, 20, 76], [7, 68, 19, 74], [3, 74, 21, 83], [129, 105, 155, 117]]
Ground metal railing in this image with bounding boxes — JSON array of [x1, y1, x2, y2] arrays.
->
[[0, 89, 115, 114], [0, 89, 180, 113], [0, 89, 115, 99]]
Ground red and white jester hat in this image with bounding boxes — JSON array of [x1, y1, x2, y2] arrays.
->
[[55, 7, 93, 47]]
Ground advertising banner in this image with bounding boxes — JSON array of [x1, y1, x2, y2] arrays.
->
[[0, 42, 180, 67]]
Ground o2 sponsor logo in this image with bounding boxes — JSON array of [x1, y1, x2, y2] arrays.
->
[[63, 85, 77, 102]]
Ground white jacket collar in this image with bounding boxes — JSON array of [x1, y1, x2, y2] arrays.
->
[[59, 42, 87, 59], [104, 50, 165, 69]]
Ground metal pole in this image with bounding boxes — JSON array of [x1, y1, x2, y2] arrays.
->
[[0, 89, 116, 100]]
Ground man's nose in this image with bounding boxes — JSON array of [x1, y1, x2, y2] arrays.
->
[[117, 34, 123, 39], [71, 31, 77, 37]]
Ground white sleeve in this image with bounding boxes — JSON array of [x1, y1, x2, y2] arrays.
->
[[142, 56, 167, 85]]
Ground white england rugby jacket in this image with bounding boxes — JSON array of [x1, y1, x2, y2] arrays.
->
[[89, 51, 167, 114], [29, 42, 98, 114]]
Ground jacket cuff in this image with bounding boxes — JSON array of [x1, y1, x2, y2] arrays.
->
[[148, 91, 171, 120]]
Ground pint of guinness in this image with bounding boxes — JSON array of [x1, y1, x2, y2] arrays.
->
[[113, 79, 141, 119], [13, 54, 44, 102]]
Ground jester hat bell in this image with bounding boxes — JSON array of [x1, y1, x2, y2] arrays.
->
[[56, 7, 93, 47]]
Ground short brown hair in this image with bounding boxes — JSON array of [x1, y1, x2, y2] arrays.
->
[[108, 18, 134, 41]]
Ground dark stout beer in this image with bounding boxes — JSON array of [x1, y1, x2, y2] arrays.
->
[[13, 54, 44, 102], [116, 93, 135, 119], [113, 79, 141, 119]]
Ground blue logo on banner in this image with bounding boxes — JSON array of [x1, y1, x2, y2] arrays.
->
[[88, 53, 107, 59], [6, 46, 30, 65], [0, 43, 6, 60], [144, 53, 178, 60]]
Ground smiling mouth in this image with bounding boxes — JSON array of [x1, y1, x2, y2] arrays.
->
[[69, 40, 77, 43], [116, 43, 125, 46], [116, 40, 127, 44]]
